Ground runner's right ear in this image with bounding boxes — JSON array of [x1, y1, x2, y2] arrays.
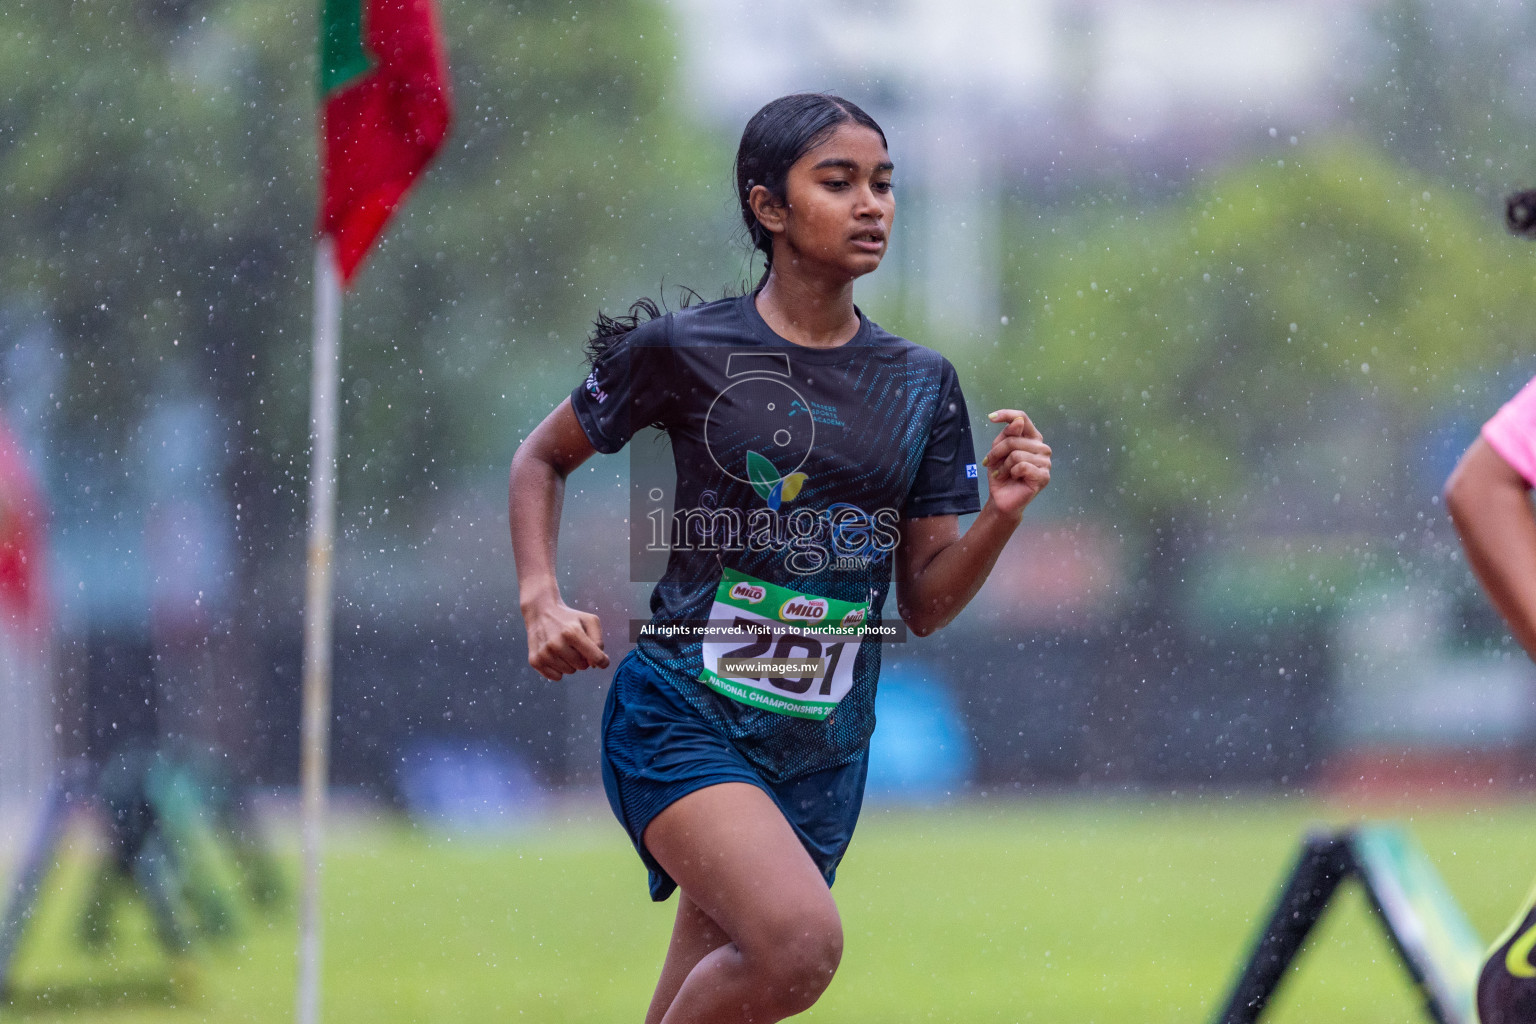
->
[[749, 184, 788, 238]]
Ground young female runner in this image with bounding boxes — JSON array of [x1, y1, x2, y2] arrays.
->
[[509, 93, 1052, 1023], [1443, 189, 1536, 1024]]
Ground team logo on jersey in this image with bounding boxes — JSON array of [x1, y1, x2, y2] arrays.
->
[[584, 370, 608, 404], [791, 397, 846, 428]]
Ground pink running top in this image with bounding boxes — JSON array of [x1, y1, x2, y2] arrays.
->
[[1483, 374, 1536, 487]]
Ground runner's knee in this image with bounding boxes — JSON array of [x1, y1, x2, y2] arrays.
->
[[740, 904, 843, 1014]]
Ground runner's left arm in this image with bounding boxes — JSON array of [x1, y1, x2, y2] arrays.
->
[[895, 409, 1050, 636]]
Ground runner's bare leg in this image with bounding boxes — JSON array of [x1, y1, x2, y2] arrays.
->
[[642, 782, 842, 1024], [645, 892, 729, 1024]]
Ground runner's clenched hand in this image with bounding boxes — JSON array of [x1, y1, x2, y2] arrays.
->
[[523, 597, 609, 681]]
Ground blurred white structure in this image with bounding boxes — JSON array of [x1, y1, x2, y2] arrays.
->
[[669, 0, 1365, 338]]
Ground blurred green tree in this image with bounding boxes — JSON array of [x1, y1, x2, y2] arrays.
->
[[0, 0, 723, 763], [0, 0, 720, 562], [986, 142, 1531, 624]]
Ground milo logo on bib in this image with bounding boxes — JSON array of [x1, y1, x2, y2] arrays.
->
[[699, 567, 869, 721], [730, 581, 767, 604], [780, 597, 827, 623]]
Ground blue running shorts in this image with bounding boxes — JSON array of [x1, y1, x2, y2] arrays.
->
[[600, 651, 871, 902]]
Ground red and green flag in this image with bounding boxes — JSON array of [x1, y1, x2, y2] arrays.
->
[[317, 0, 452, 286]]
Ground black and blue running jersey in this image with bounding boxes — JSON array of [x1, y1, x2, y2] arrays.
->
[[570, 292, 981, 781]]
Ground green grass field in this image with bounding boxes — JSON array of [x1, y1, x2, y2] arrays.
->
[[3, 796, 1534, 1023]]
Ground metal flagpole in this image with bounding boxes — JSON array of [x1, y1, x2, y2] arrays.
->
[[297, 235, 343, 1024]]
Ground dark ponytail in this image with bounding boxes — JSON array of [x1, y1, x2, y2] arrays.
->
[[735, 93, 888, 269], [583, 285, 707, 367], [584, 296, 663, 366], [584, 93, 886, 364]]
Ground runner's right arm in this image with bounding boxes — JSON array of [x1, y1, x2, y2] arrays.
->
[[509, 398, 610, 680], [1445, 436, 1536, 661]]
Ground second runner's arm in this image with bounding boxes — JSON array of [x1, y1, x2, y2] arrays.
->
[[1445, 436, 1536, 661]]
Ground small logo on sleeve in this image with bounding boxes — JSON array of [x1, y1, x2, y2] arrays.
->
[[966, 463, 978, 479], [585, 371, 608, 404]]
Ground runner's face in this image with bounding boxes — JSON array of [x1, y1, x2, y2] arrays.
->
[[774, 124, 894, 281]]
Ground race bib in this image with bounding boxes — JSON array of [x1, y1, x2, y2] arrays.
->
[[698, 568, 870, 720]]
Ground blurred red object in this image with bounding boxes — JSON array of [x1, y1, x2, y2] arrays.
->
[[0, 413, 47, 633]]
